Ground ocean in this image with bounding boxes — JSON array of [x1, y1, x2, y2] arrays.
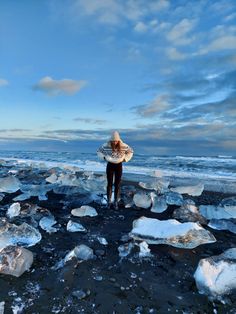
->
[[0, 150, 236, 193]]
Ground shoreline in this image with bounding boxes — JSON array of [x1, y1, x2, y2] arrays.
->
[[0, 162, 236, 313]]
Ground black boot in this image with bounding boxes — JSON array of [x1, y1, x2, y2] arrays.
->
[[107, 186, 112, 209], [114, 187, 120, 210]]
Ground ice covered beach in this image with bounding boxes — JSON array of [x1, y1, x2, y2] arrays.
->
[[0, 153, 236, 313]]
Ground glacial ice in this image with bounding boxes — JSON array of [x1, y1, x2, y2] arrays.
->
[[97, 237, 108, 245], [7, 203, 21, 219], [170, 183, 204, 196], [45, 173, 58, 184], [64, 244, 95, 262], [13, 193, 31, 201], [139, 241, 151, 258], [118, 242, 135, 257], [129, 216, 216, 249], [194, 248, 236, 300], [139, 179, 169, 193], [0, 193, 4, 202], [173, 201, 207, 224], [39, 216, 57, 233], [0, 246, 33, 277], [0, 219, 42, 249], [208, 219, 236, 234], [0, 301, 4, 314], [150, 193, 168, 213], [71, 205, 98, 217], [165, 192, 184, 206], [20, 184, 52, 201], [133, 193, 152, 209], [0, 176, 21, 193], [199, 205, 236, 220], [66, 220, 86, 232]]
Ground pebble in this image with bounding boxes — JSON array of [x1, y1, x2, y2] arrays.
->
[[109, 277, 116, 283]]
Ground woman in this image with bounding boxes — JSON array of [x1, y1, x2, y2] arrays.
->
[[97, 131, 133, 209]]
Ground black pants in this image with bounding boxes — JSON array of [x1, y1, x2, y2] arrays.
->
[[106, 162, 122, 201]]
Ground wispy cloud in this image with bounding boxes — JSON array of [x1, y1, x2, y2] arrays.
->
[[166, 47, 187, 60], [0, 78, 9, 87], [69, 0, 169, 26], [73, 117, 107, 125], [33, 76, 87, 96], [133, 95, 171, 118], [167, 18, 197, 46]]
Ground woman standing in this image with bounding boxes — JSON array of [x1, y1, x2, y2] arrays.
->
[[97, 131, 133, 209]]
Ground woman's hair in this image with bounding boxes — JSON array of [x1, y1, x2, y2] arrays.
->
[[110, 140, 121, 152]]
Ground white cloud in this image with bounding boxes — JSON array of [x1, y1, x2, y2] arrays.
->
[[166, 47, 187, 60], [0, 78, 9, 87], [167, 18, 197, 45], [33, 76, 87, 96], [74, 117, 107, 125], [198, 35, 236, 55], [71, 0, 169, 26], [134, 21, 148, 33], [135, 95, 171, 118]]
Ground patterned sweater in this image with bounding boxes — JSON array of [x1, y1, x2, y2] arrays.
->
[[97, 142, 133, 164]]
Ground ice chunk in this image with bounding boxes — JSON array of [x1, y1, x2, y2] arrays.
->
[[97, 237, 108, 245], [20, 184, 52, 201], [13, 193, 31, 201], [150, 193, 168, 213], [0, 176, 21, 193], [7, 203, 21, 219], [199, 205, 236, 220], [139, 179, 169, 193], [165, 192, 184, 206], [71, 206, 98, 217], [0, 301, 4, 314], [173, 201, 207, 224], [0, 219, 42, 249], [0, 246, 33, 277], [45, 173, 58, 184], [194, 248, 236, 300], [133, 193, 152, 209], [208, 219, 236, 234], [170, 183, 204, 196], [66, 220, 86, 233], [39, 216, 57, 233], [139, 241, 151, 258], [118, 242, 135, 257], [129, 216, 216, 249], [64, 244, 95, 262]]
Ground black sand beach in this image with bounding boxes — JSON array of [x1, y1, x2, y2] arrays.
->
[[0, 166, 236, 314]]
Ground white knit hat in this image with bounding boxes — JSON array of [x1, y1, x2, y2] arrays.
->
[[110, 131, 121, 141]]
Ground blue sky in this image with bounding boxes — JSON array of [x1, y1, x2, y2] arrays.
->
[[0, 0, 236, 155]]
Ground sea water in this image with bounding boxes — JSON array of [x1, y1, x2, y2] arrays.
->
[[0, 151, 236, 193]]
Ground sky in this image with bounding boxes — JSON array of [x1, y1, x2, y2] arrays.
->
[[0, 0, 236, 156]]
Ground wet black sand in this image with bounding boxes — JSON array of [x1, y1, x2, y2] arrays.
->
[[0, 172, 236, 314]]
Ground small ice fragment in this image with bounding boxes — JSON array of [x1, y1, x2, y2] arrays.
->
[[165, 192, 183, 206], [97, 237, 108, 245], [208, 219, 236, 234], [0, 176, 21, 193], [0, 246, 33, 277], [45, 173, 58, 184], [118, 242, 134, 257], [7, 203, 21, 219], [39, 216, 57, 233], [170, 183, 204, 196], [64, 244, 94, 263], [71, 205, 98, 217], [150, 193, 167, 213], [66, 220, 86, 233], [0, 301, 5, 314], [139, 241, 151, 258], [133, 193, 152, 209]]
